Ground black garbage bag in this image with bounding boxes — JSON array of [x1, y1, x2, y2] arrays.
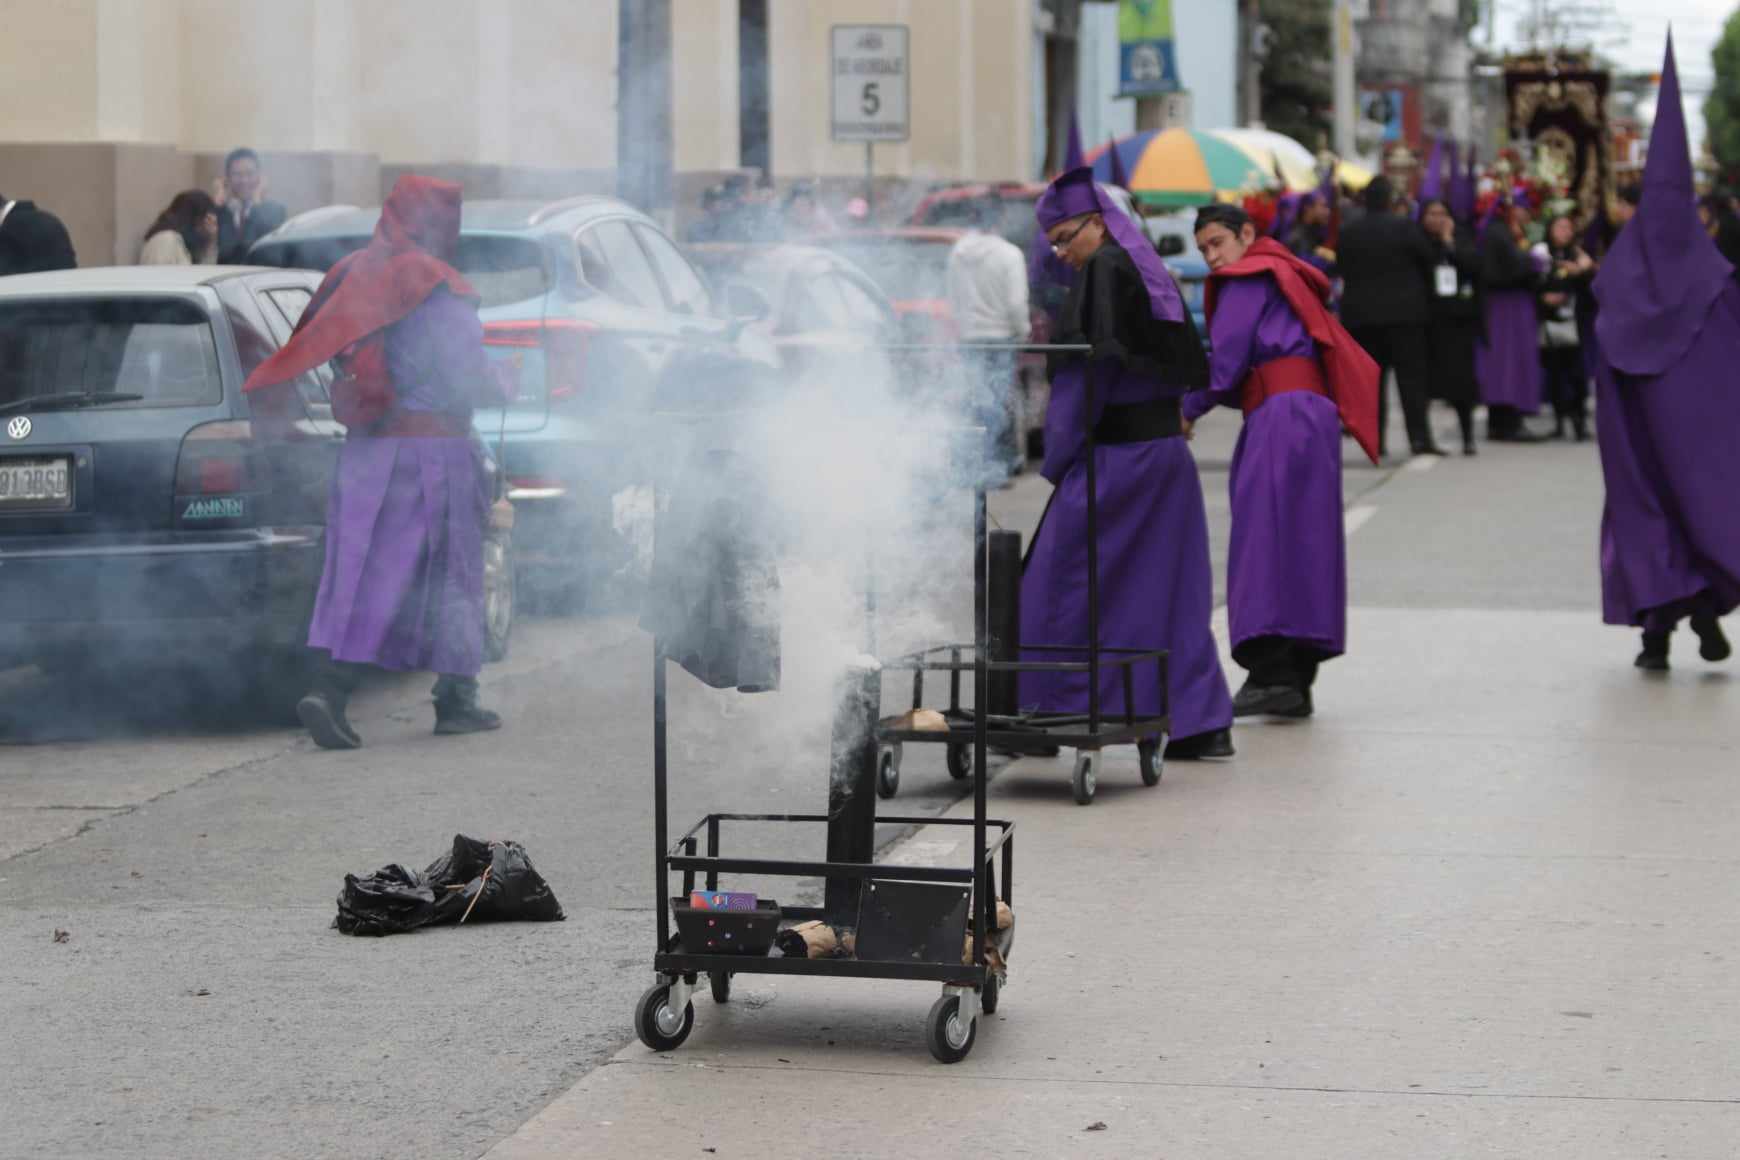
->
[[335, 834, 565, 936]]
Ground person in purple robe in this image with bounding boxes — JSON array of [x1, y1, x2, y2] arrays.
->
[[1592, 35, 1740, 671], [1019, 167, 1234, 760], [1476, 197, 1548, 442], [244, 176, 512, 748], [1187, 205, 1380, 718]]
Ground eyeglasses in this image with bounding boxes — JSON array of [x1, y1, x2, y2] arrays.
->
[[1048, 218, 1094, 253]]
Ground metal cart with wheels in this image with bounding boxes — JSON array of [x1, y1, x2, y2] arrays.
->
[[637, 478, 1016, 1064], [873, 350, 1172, 805]]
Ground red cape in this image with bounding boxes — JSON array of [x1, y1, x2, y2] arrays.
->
[[1203, 236, 1380, 464], [243, 176, 477, 428]]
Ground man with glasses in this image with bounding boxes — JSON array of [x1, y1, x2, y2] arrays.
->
[[1017, 167, 1234, 762]]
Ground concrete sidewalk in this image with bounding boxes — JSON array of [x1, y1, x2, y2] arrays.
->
[[483, 604, 1740, 1159]]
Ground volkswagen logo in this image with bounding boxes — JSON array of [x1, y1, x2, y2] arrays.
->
[[5, 416, 30, 441]]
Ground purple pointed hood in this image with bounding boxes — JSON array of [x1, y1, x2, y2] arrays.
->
[[1594, 32, 1734, 376], [1447, 141, 1474, 223], [1064, 113, 1085, 172], [1036, 166, 1182, 323], [1106, 135, 1131, 191], [1420, 137, 1445, 202]]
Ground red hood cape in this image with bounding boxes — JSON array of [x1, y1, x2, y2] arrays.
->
[[243, 176, 477, 421], [1204, 236, 1380, 464]]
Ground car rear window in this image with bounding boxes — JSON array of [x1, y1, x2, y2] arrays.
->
[[250, 234, 549, 309], [0, 297, 222, 409]]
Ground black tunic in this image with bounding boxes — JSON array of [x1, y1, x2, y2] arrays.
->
[[1049, 240, 1208, 387], [1425, 229, 1482, 406]]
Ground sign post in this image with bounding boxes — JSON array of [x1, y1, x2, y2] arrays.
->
[[831, 24, 910, 214]]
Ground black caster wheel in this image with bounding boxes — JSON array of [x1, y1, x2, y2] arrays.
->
[[1071, 751, 1097, 805], [946, 743, 974, 781], [1138, 737, 1165, 787], [877, 745, 901, 799], [980, 973, 1001, 1015], [709, 971, 732, 1004], [634, 982, 694, 1051], [925, 993, 977, 1064]]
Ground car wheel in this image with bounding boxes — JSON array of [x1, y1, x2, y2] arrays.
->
[[484, 530, 515, 662]]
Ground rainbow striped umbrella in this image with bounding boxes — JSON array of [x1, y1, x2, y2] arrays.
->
[[1087, 128, 1278, 208]]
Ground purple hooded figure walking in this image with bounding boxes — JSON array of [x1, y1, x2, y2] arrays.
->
[[245, 176, 512, 748], [1019, 168, 1234, 761], [1592, 34, 1740, 672]]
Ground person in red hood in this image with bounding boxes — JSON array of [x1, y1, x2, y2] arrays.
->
[[1185, 203, 1380, 719], [244, 175, 512, 749]]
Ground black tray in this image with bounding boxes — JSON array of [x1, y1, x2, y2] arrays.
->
[[670, 898, 780, 956]]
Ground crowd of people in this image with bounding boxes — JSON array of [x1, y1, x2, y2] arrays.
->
[[1249, 165, 1654, 455]]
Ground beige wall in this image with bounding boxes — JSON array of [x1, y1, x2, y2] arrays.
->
[[767, 0, 1033, 183]]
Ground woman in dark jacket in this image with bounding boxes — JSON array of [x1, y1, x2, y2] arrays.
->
[[1533, 213, 1596, 440], [1419, 199, 1482, 455]]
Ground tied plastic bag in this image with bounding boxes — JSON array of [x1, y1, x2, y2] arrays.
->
[[334, 834, 565, 936]]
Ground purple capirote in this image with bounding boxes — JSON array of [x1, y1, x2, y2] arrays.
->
[[1036, 166, 1183, 324], [1018, 358, 1233, 741], [1593, 34, 1740, 628], [306, 290, 511, 676], [1189, 275, 1347, 660]]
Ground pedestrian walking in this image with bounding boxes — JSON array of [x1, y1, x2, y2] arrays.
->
[[1186, 204, 1380, 719], [1020, 167, 1233, 760], [0, 192, 77, 275], [1419, 198, 1483, 455], [1533, 214, 1595, 441], [139, 190, 220, 265], [1476, 197, 1547, 442], [242, 176, 512, 748], [1334, 177, 1443, 458], [214, 147, 288, 263], [1592, 37, 1739, 672], [947, 204, 1031, 479]]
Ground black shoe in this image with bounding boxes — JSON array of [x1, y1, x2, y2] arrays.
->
[[1635, 632, 1671, 672], [432, 675, 503, 735], [1572, 420, 1590, 442], [1164, 727, 1234, 760], [1690, 614, 1731, 662], [1411, 442, 1449, 457], [1462, 440, 1478, 456], [297, 691, 362, 750], [1509, 424, 1547, 443], [1232, 684, 1308, 717]]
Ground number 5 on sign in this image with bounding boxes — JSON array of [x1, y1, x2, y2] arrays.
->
[[832, 24, 909, 143]]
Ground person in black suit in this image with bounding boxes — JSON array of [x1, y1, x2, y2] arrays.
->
[[215, 148, 289, 263], [0, 193, 77, 275], [1335, 176, 1445, 457]]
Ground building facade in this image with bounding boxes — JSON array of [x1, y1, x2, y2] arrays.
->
[[0, 0, 1060, 265]]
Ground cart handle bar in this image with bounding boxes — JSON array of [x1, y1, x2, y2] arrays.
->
[[670, 811, 1014, 848]]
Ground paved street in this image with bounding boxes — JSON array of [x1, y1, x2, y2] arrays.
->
[[6, 407, 1738, 1159]]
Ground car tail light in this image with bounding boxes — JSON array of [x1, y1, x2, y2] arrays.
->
[[506, 474, 567, 501], [174, 420, 257, 524], [483, 319, 595, 402], [175, 421, 255, 494]]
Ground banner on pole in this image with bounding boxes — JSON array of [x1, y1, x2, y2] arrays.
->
[[1117, 0, 1180, 97]]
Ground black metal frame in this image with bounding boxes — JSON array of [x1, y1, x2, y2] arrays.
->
[[649, 478, 1013, 989]]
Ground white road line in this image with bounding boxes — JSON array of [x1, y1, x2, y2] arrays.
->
[[1344, 505, 1378, 535], [1405, 453, 1442, 473]]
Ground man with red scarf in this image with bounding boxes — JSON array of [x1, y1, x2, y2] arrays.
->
[[1185, 204, 1380, 718], [244, 176, 511, 749]]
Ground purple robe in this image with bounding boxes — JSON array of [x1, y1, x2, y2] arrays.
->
[[1187, 276, 1347, 661], [306, 291, 507, 675], [1597, 284, 1740, 627], [1475, 289, 1542, 412], [1592, 35, 1740, 630], [1018, 359, 1232, 739]]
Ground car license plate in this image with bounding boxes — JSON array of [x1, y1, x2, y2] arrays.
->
[[0, 455, 73, 510]]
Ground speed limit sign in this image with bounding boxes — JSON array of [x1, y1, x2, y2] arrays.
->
[[831, 24, 909, 142]]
